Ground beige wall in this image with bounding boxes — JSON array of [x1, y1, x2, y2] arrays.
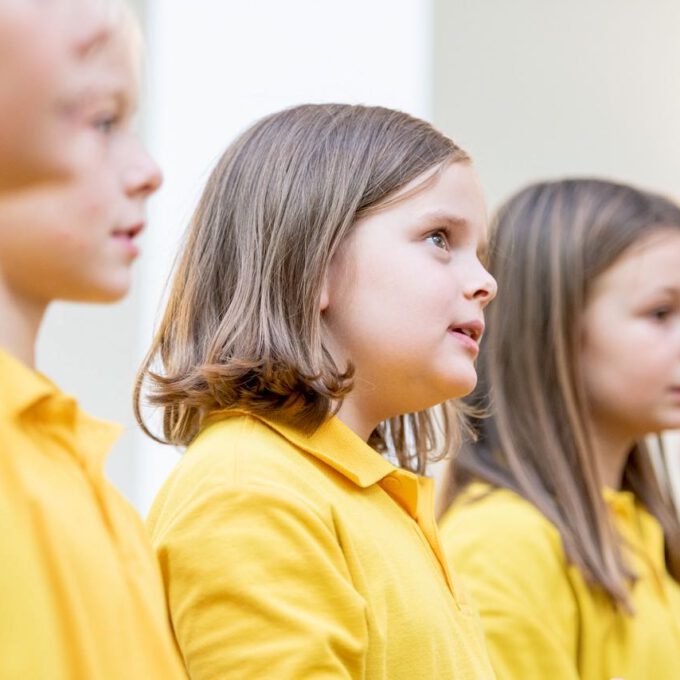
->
[[432, 0, 680, 498], [433, 0, 680, 206]]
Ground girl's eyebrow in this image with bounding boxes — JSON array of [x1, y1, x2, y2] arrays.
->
[[417, 210, 468, 229], [630, 285, 680, 308], [644, 285, 680, 298]]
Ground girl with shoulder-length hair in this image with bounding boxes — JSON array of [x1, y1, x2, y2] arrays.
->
[[136, 103, 497, 679], [439, 177, 680, 680]]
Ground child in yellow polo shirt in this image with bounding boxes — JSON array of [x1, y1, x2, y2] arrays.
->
[[0, 2, 186, 678], [137, 104, 498, 678], [439, 178, 680, 680]]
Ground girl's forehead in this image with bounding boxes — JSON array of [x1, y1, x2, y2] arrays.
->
[[591, 228, 680, 298], [613, 228, 680, 271]]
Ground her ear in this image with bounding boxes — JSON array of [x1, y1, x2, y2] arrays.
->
[[319, 278, 330, 312]]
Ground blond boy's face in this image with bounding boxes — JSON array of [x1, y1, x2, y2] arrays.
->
[[0, 30, 162, 306], [0, 0, 112, 189]]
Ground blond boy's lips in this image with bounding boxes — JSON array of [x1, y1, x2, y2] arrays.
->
[[117, 222, 144, 237], [111, 222, 144, 257]]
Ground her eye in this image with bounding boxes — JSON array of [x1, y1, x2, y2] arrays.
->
[[649, 307, 672, 321], [426, 230, 449, 251]]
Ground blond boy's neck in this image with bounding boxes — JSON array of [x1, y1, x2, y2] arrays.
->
[[0, 282, 44, 369]]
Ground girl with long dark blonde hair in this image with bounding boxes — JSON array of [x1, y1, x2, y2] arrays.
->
[[439, 178, 680, 680], [136, 103, 497, 678]]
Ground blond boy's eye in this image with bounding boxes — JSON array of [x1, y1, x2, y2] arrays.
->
[[92, 113, 119, 134]]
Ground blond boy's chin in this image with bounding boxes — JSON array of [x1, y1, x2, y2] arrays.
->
[[56, 268, 135, 306]]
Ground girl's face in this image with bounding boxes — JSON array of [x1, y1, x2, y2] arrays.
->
[[322, 161, 496, 429], [0, 29, 162, 306], [582, 228, 680, 442]]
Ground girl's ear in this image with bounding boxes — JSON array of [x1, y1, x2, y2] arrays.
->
[[320, 276, 330, 312]]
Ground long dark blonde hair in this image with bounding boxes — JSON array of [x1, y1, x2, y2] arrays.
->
[[441, 178, 680, 606], [135, 103, 469, 473]]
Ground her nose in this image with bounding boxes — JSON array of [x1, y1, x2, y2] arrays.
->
[[465, 261, 497, 307]]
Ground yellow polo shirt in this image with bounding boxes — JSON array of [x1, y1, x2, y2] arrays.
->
[[148, 410, 495, 679], [0, 349, 186, 679], [439, 482, 680, 680]]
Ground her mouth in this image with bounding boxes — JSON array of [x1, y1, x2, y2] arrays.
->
[[448, 321, 484, 343]]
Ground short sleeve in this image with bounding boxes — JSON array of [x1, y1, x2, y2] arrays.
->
[[151, 483, 369, 680]]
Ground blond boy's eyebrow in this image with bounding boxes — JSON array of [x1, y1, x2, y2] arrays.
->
[[77, 20, 113, 57], [115, 90, 135, 115]]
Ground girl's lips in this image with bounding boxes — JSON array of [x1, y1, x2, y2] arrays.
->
[[448, 327, 480, 356]]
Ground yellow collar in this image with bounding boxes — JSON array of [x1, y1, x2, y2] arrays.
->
[[0, 348, 56, 419], [603, 487, 638, 520], [261, 412, 398, 487], [0, 348, 121, 467], [206, 410, 457, 594]]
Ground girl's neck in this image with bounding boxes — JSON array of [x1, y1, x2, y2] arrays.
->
[[334, 393, 382, 442], [589, 419, 635, 491], [0, 281, 45, 368]]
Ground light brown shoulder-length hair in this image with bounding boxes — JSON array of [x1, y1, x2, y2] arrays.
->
[[440, 178, 680, 606], [135, 103, 469, 473]]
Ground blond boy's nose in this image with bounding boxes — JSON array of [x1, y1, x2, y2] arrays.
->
[[128, 152, 163, 197]]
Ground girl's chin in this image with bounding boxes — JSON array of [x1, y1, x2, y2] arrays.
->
[[444, 375, 478, 401]]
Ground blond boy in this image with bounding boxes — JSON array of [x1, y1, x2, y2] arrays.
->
[[0, 2, 186, 677]]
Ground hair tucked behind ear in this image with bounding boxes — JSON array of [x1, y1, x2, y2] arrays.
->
[[134, 104, 469, 473], [440, 178, 680, 607]]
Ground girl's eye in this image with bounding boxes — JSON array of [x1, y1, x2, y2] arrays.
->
[[426, 230, 449, 251], [650, 307, 672, 322]]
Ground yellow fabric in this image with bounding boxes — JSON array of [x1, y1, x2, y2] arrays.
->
[[0, 349, 187, 680], [439, 482, 680, 680], [148, 410, 495, 679]]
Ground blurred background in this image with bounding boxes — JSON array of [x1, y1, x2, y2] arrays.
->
[[36, 0, 680, 513]]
